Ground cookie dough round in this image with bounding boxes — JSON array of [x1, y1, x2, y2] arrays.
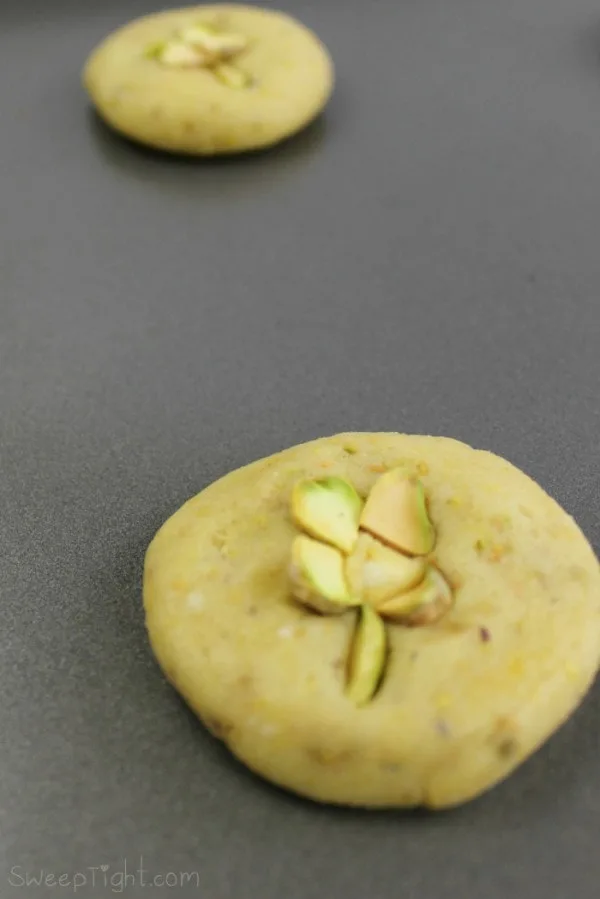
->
[[83, 4, 333, 155], [143, 433, 600, 808]]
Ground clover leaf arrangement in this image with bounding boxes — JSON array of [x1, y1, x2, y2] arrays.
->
[[145, 19, 253, 88], [288, 469, 454, 705]]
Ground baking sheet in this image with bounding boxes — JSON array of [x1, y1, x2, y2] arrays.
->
[[2, 0, 599, 895]]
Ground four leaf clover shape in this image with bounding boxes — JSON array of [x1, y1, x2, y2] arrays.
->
[[288, 469, 454, 705], [145, 20, 252, 88]]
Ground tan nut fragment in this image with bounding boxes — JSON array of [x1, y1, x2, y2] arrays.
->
[[360, 471, 435, 556], [379, 565, 453, 626], [346, 533, 426, 607], [182, 24, 248, 59]]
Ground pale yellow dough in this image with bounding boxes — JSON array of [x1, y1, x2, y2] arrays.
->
[[143, 434, 600, 808], [83, 5, 333, 154]]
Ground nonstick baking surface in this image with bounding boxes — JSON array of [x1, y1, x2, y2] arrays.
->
[[2, 0, 600, 896]]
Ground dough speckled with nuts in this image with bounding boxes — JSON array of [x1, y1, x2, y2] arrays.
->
[[143, 433, 600, 808], [83, 4, 333, 155]]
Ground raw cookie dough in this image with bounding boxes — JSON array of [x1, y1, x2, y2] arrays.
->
[[143, 433, 600, 808], [83, 4, 333, 155]]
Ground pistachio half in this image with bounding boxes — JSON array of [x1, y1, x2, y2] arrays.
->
[[379, 565, 453, 625], [360, 470, 435, 556], [346, 533, 426, 607], [291, 477, 363, 554], [346, 605, 387, 706], [289, 535, 359, 615]]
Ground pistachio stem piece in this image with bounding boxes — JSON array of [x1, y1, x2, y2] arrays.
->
[[289, 535, 359, 615], [346, 605, 387, 706]]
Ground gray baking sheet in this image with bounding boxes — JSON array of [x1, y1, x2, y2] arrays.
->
[[2, 0, 599, 896]]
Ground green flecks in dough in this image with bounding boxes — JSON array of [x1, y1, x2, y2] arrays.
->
[[144, 40, 167, 59]]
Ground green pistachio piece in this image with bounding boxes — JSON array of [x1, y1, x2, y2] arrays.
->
[[346, 605, 387, 706], [291, 477, 363, 554], [289, 535, 360, 615]]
